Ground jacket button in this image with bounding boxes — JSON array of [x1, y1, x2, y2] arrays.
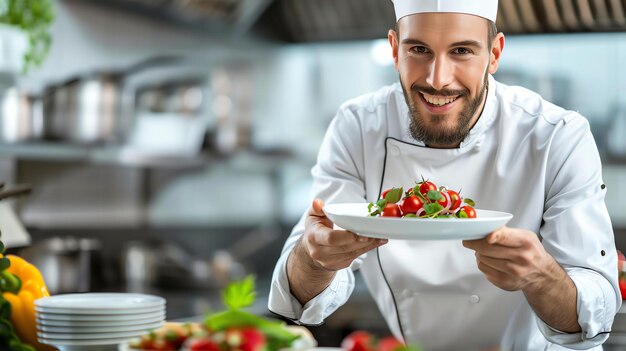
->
[[469, 294, 480, 304]]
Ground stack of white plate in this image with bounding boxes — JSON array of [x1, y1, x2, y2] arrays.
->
[[35, 293, 165, 351]]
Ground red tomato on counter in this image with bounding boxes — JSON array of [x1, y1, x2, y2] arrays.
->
[[377, 336, 405, 351], [188, 338, 221, 351], [342, 331, 375, 351]]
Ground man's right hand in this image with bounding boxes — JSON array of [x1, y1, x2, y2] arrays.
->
[[287, 198, 388, 305]]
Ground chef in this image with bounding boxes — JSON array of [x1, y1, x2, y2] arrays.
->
[[268, 0, 620, 350]]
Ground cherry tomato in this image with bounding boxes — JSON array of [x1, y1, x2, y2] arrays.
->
[[418, 181, 437, 197], [144, 340, 177, 351], [436, 191, 452, 210], [380, 188, 392, 200], [447, 190, 462, 211], [188, 338, 221, 351], [458, 206, 477, 218], [377, 336, 405, 351], [381, 203, 402, 217], [341, 331, 375, 351], [240, 327, 266, 351], [401, 195, 423, 214]]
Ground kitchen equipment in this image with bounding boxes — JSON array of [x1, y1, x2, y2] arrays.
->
[[19, 236, 103, 294], [0, 183, 32, 201], [0, 86, 44, 143], [0, 182, 33, 248], [120, 59, 254, 156], [42, 56, 183, 144], [43, 73, 123, 143]]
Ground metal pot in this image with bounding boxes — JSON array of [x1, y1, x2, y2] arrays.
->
[[42, 56, 184, 144], [19, 236, 103, 294], [0, 86, 43, 143], [43, 73, 124, 143]]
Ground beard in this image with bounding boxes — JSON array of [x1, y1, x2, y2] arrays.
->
[[401, 70, 489, 147]]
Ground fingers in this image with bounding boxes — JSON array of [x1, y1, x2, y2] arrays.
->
[[306, 198, 371, 246], [329, 238, 388, 264], [475, 255, 510, 286], [463, 240, 520, 260], [475, 252, 515, 275], [310, 198, 325, 217], [485, 227, 526, 247]]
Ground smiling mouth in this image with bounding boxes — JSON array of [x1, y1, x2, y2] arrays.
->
[[420, 93, 460, 107]]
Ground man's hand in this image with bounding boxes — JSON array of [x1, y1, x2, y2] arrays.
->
[[462, 226, 551, 291], [287, 198, 388, 305], [463, 226, 581, 333]]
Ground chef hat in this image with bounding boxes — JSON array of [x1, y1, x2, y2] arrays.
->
[[392, 0, 499, 23]]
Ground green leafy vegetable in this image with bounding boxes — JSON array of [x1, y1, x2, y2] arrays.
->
[[223, 275, 256, 310], [204, 275, 300, 350], [384, 187, 403, 204]]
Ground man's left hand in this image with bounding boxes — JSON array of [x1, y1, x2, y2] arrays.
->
[[462, 226, 555, 292]]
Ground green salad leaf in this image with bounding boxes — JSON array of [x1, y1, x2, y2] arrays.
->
[[204, 275, 300, 350]]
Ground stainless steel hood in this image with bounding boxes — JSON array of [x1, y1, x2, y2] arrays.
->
[[74, 0, 626, 41]]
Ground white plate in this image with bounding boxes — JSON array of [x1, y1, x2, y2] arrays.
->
[[38, 336, 135, 346], [37, 313, 165, 326], [38, 321, 164, 333], [36, 293, 165, 311], [44, 344, 119, 351], [38, 325, 163, 340], [36, 305, 164, 315], [323, 203, 513, 240], [36, 310, 165, 323]]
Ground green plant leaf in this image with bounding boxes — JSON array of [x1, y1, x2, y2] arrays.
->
[[204, 309, 299, 345], [464, 198, 476, 206], [376, 199, 387, 209], [0, 0, 55, 73], [403, 213, 417, 218], [424, 203, 443, 215], [427, 190, 443, 201], [384, 187, 403, 204], [223, 275, 256, 310], [457, 210, 469, 218], [0, 258, 9, 271]]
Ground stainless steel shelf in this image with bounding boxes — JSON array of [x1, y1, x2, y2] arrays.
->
[[0, 142, 213, 169], [0, 142, 296, 169]]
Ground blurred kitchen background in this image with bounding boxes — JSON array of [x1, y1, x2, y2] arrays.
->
[[1, 0, 626, 347]]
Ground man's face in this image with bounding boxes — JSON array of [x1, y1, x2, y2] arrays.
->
[[389, 13, 503, 148]]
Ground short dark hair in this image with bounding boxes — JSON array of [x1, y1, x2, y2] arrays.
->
[[487, 21, 498, 49]]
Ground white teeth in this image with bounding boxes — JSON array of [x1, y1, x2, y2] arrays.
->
[[422, 93, 458, 106]]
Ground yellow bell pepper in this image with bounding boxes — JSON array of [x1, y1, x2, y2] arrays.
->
[[1, 254, 56, 351]]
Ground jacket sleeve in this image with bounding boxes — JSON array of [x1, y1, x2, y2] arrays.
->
[[268, 105, 369, 325], [536, 114, 621, 348]]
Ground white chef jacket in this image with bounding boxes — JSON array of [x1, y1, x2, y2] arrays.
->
[[268, 75, 621, 351]]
